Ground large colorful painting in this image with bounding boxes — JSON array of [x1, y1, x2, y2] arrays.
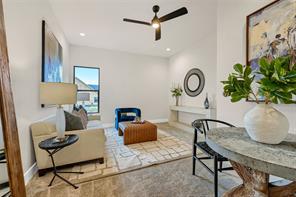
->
[[246, 0, 296, 101], [42, 20, 63, 83]]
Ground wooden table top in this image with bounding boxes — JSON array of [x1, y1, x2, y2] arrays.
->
[[206, 127, 296, 181]]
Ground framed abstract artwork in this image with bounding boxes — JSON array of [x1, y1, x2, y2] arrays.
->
[[246, 0, 296, 101], [42, 20, 63, 83]]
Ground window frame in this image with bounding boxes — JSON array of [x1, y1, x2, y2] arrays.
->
[[73, 65, 100, 114]]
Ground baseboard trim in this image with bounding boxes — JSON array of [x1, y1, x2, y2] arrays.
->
[[147, 118, 168, 123], [102, 123, 114, 128], [24, 162, 38, 185]]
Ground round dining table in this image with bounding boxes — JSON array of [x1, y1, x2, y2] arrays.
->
[[206, 127, 296, 197]]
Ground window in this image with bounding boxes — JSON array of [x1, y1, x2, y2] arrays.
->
[[74, 66, 100, 113]]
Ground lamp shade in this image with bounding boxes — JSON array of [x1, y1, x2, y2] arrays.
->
[[40, 82, 77, 105]]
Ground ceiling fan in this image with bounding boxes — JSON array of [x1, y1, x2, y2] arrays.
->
[[123, 5, 188, 41]]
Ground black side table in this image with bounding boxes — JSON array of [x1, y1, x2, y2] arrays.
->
[[38, 134, 83, 189]]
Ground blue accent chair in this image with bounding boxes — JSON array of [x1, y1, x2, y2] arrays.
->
[[115, 108, 141, 130]]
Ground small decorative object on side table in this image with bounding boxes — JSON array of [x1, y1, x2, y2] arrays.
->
[[132, 116, 145, 124], [38, 134, 83, 189]]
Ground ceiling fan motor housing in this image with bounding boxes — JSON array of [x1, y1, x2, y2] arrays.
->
[[153, 5, 160, 13]]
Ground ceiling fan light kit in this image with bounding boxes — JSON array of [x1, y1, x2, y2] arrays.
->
[[152, 16, 160, 29], [123, 5, 188, 41]]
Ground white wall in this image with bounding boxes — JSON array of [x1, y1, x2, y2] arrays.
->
[[217, 0, 296, 133], [169, 33, 217, 107], [3, 0, 70, 173], [167, 0, 217, 125], [2, 0, 295, 179], [168, 33, 217, 124], [70, 45, 169, 124]]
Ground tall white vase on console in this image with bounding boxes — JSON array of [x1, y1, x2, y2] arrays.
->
[[243, 104, 289, 144]]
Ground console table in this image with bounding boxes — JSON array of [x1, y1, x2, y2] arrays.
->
[[168, 105, 216, 132], [206, 127, 296, 197]]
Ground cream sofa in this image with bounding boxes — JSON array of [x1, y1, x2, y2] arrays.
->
[[31, 122, 106, 175]]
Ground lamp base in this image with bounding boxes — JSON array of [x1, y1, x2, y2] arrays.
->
[[56, 105, 66, 140]]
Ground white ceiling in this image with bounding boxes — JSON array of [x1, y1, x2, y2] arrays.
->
[[49, 0, 217, 57]]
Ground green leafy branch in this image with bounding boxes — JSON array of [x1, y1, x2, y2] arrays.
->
[[221, 64, 258, 103], [171, 85, 183, 97], [221, 55, 296, 104], [258, 56, 296, 104]]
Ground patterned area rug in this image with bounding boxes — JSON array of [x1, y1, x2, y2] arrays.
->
[[29, 128, 193, 188], [103, 128, 192, 170]]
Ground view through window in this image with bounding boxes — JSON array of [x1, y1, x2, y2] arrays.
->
[[74, 66, 100, 113]]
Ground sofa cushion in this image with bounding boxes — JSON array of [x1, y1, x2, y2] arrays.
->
[[87, 120, 103, 129], [73, 108, 88, 129], [64, 111, 84, 131]]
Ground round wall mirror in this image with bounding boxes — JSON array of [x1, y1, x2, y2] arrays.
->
[[184, 68, 205, 97], [187, 74, 200, 92]]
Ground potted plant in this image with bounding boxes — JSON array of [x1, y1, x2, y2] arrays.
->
[[171, 85, 183, 106], [221, 56, 296, 144]]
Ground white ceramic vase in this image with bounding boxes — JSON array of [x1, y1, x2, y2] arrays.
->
[[56, 106, 66, 141], [243, 104, 289, 144]]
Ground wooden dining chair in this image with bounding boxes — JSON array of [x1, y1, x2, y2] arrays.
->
[[192, 119, 235, 197]]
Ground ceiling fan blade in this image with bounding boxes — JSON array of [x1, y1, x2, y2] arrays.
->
[[159, 7, 188, 23], [155, 26, 161, 41], [123, 18, 151, 26]]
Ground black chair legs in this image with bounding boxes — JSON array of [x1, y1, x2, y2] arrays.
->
[[192, 119, 235, 197], [192, 154, 219, 196], [214, 155, 218, 197], [219, 161, 223, 172], [192, 157, 196, 175], [192, 144, 197, 175]]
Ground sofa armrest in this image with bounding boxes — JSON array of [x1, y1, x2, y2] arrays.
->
[[31, 122, 56, 137]]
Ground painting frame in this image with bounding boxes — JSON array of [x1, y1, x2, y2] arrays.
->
[[246, 0, 296, 102], [41, 20, 63, 107], [41, 20, 63, 84]]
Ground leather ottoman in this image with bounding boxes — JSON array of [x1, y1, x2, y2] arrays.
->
[[118, 121, 157, 145]]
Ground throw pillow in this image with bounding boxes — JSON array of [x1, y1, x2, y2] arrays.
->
[[64, 111, 84, 131], [79, 105, 88, 119], [72, 109, 88, 129], [73, 105, 80, 112]]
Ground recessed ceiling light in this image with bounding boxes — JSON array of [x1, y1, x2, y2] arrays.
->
[[79, 33, 86, 37], [166, 48, 171, 52]]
